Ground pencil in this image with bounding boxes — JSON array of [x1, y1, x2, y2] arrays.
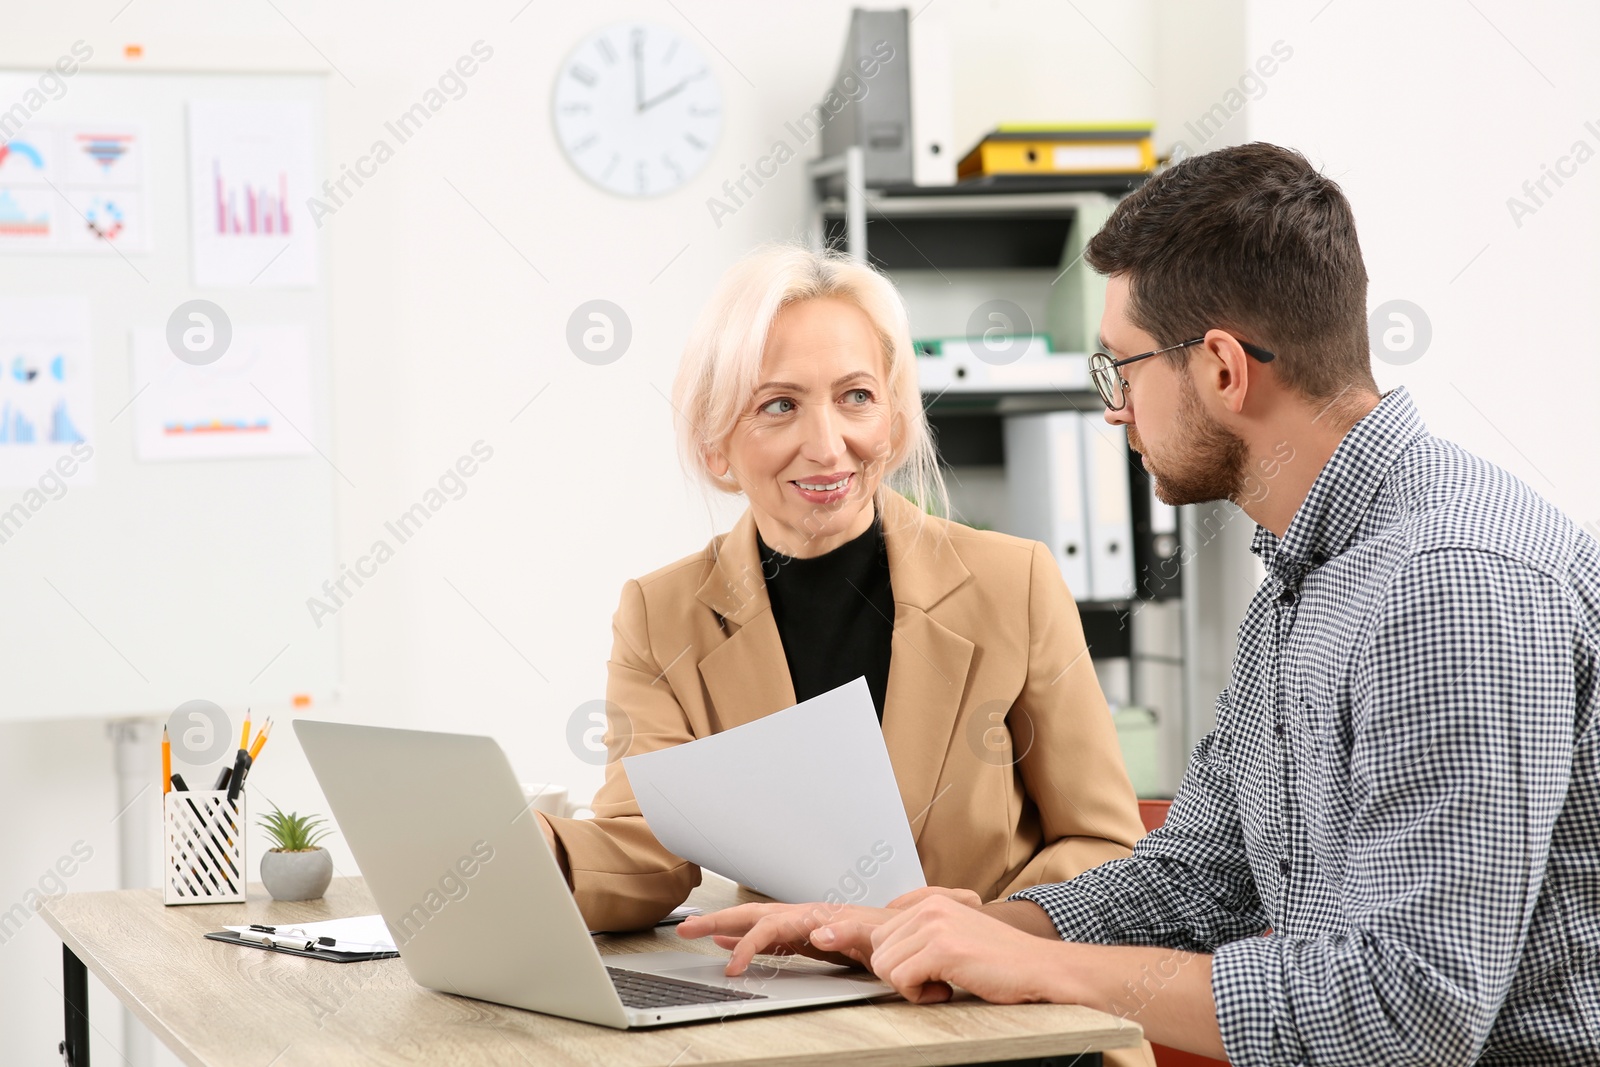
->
[[162, 726, 172, 795], [248, 717, 273, 761], [240, 708, 251, 751]]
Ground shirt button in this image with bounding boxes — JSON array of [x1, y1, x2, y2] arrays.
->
[[1274, 723, 1285, 739], [1279, 858, 1290, 876]]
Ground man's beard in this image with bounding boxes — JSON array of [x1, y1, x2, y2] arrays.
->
[[1128, 374, 1250, 507]]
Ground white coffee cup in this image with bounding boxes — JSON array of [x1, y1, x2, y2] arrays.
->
[[520, 782, 595, 820]]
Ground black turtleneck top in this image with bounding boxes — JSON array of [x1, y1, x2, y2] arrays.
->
[[757, 514, 895, 719]]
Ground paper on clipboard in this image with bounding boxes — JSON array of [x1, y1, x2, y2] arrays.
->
[[621, 677, 925, 906], [224, 913, 396, 952]]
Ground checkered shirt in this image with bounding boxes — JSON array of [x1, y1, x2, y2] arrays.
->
[[1014, 387, 1600, 1065]]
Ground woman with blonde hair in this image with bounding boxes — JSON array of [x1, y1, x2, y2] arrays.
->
[[537, 242, 1144, 949]]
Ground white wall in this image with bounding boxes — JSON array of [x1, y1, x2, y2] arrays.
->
[[1154, 0, 1600, 749], [0, 2, 1160, 1063], [1243, 0, 1600, 530]]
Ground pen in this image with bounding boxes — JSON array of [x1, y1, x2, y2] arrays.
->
[[225, 750, 252, 804], [249, 924, 335, 946], [197, 762, 242, 876], [166, 745, 238, 888], [168, 776, 228, 891], [195, 795, 241, 885], [213, 757, 245, 857], [157, 741, 225, 888], [239, 929, 316, 952], [238, 719, 271, 790]]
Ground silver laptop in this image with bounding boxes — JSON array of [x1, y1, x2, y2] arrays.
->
[[294, 719, 889, 1028]]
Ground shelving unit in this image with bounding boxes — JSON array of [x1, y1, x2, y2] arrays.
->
[[804, 147, 1204, 794]]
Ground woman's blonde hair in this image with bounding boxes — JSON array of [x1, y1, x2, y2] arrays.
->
[[671, 243, 948, 519]]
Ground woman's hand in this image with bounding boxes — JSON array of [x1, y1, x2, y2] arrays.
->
[[677, 901, 895, 974], [535, 810, 558, 854], [533, 812, 573, 887]]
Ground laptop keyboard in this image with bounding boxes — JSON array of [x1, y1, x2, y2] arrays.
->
[[606, 966, 768, 1009]]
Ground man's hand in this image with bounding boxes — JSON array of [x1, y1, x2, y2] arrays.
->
[[886, 886, 983, 910], [676, 901, 892, 974], [678, 886, 999, 977], [817, 895, 1073, 1005]]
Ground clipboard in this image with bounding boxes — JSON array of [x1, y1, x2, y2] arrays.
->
[[204, 930, 399, 963]]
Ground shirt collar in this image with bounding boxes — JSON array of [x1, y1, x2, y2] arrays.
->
[[757, 509, 884, 571], [697, 490, 969, 624], [1251, 387, 1427, 588]]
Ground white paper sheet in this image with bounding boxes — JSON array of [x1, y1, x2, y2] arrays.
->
[[0, 117, 149, 253], [622, 677, 925, 906], [225, 913, 396, 952], [130, 325, 315, 461], [187, 100, 318, 287], [0, 295, 96, 489]]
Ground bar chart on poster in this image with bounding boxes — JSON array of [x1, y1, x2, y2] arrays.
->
[[0, 65, 339, 724]]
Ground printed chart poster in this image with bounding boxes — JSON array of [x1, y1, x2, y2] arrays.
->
[[187, 100, 318, 287], [0, 121, 149, 253], [0, 123, 59, 250], [130, 325, 315, 461], [62, 125, 148, 251], [0, 296, 96, 488]]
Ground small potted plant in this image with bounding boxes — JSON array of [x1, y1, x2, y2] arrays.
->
[[259, 806, 335, 901]]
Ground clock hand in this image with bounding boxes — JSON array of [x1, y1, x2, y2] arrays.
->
[[639, 69, 705, 113], [632, 35, 645, 112]]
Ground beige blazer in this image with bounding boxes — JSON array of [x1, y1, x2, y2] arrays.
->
[[548, 489, 1145, 933]]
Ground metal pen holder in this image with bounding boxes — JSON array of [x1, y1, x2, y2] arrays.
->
[[163, 789, 246, 904]]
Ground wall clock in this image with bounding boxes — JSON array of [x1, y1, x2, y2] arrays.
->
[[553, 22, 723, 198]]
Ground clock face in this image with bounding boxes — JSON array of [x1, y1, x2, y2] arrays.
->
[[553, 23, 723, 198]]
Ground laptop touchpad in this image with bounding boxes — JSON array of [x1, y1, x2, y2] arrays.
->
[[657, 958, 856, 986]]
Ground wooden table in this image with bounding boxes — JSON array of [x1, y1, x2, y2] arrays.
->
[[40, 875, 1143, 1066]]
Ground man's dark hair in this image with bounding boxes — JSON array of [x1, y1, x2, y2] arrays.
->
[[1086, 142, 1377, 401]]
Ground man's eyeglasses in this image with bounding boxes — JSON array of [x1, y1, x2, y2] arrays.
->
[[1089, 336, 1278, 411]]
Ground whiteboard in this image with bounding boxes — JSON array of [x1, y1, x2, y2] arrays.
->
[[0, 69, 338, 722]]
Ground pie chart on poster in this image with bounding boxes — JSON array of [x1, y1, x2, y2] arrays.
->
[[0, 140, 46, 171]]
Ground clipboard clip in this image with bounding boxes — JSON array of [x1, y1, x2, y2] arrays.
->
[[240, 929, 322, 952], [243, 924, 380, 954], [249, 924, 333, 942]]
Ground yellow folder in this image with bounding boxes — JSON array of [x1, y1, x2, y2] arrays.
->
[[958, 125, 1155, 179]]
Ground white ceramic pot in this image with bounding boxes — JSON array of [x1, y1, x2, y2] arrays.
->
[[260, 847, 333, 901]]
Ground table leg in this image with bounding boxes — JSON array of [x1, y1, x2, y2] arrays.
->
[[59, 943, 90, 1067]]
